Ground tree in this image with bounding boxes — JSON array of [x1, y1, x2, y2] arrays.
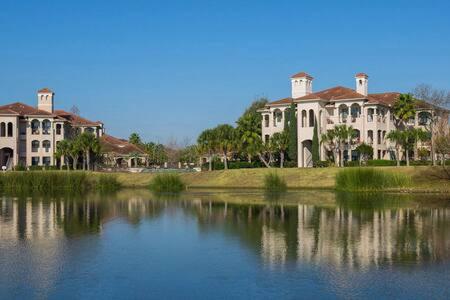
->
[[434, 119, 450, 167], [271, 131, 289, 168], [214, 124, 235, 170], [197, 129, 217, 171], [179, 145, 200, 167], [413, 84, 450, 165], [311, 117, 320, 166], [286, 103, 298, 162], [129, 133, 142, 145], [70, 105, 80, 115], [333, 125, 355, 167], [236, 97, 268, 162], [386, 130, 405, 167], [355, 143, 373, 166], [78, 132, 100, 171], [68, 139, 82, 170], [393, 93, 416, 128], [55, 140, 71, 170], [409, 127, 430, 161]]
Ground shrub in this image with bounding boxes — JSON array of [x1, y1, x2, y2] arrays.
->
[[149, 173, 185, 193], [314, 160, 330, 168], [95, 174, 121, 192], [367, 160, 397, 167], [335, 168, 411, 191], [263, 172, 287, 192]]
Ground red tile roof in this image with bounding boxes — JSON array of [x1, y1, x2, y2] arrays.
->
[[295, 86, 366, 101], [267, 97, 293, 105], [0, 102, 53, 116], [291, 72, 313, 79], [100, 134, 146, 156], [367, 92, 401, 105], [54, 110, 102, 126], [38, 88, 53, 93], [355, 73, 368, 78]]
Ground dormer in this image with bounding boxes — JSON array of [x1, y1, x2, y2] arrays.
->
[[355, 73, 368, 96], [291, 72, 313, 98], [37, 88, 54, 113]]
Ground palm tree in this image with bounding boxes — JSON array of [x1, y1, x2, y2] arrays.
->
[[68, 139, 82, 170], [214, 124, 235, 170], [321, 130, 338, 166], [334, 125, 355, 167], [129, 132, 142, 145], [197, 129, 217, 171], [55, 140, 71, 170], [270, 131, 289, 168], [393, 93, 416, 128], [386, 130, 404, 166], [409, 128, 430, 160], [79, 132, 100, 171]]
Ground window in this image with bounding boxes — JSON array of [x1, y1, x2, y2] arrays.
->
[[31, 119, 40, 134], [350, 104, 361, 122], [7, 122, 13, 137], [353, 129, 361, 143], [265, 134, 270, 143], [339, 104, 348, 123], [301, 110, 307, 127], [367, 108, 374, 122], [56, 124, 62, 135], [43, 157, 51, 166], [418, 112, 432, 126], [377, 130, 382, 145], [0, 122, 5, 137], [32, 140, 39, 152], [273, 109, 282, 127], [264, 115, 269, 128], [32, 156, 40, 166], [367, 130, 373, 144], [42, 119, 51, 134], [43, 140, 51, 153], [309, 110, 314, 127]]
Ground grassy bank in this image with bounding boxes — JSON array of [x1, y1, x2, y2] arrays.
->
[[335, 168, 411, 192], [115, 166, 450, 193], [0, 171, 120, 193]]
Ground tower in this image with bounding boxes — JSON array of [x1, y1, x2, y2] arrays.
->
[[291, 72, 313, 98], [37, 88, 54, 113], [355, 73, 368, 96]]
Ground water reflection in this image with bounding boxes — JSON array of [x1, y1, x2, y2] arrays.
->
[[0, 190, 449, 271]]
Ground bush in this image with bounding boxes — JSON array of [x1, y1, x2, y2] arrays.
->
[[149, 173, 185, 193], [314, 160, 330, 168], [367, 160, 397, 167], [202, 160, 265, 170], [13, 164, 26, 171], [344, 161, 360, 167], [95, 174, 121, 192], [335, 168, 411, 191], [263, 172, 287, 192], [282, 160, 298, 168]]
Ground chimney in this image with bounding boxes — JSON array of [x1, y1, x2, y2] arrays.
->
[[291, 72, 313, 98], [37, 88, 54, 113], [355, 73, 368, 96]]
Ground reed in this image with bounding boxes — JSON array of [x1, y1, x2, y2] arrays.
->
[[149, 173, 185, 193], [335, 168, 411, 192], [263, 171, 287, 192]]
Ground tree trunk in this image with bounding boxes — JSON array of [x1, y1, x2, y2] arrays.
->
[[280, 151, 284, 168], [258, 153, 271, 168], [66, 157, 70, 171], [82, 155, 86, 171], [431, 115, 436, 166], [223, 152, 228, 170], [396, 147, 400, 167], [340, 149, 344, 167], [208, 153, 212, 171], [72, 156, 78, 170], [87, 151, 91, 171], [406, 149, 410, 166]]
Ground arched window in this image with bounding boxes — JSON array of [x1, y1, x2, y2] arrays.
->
[[264, 115, 269, 127], [43, 140, 51, 153], [85, 127, 94, 134], [339, 104, 348, 123], [377, 130, 382, 145], [32, 140, 40, 152], [301, 110, 307, 128], [273, 109, 282, 127], [418, 111, 432, 126], [0, 122, 5, 137], [7, 122, 13, 137], [367, 108, 374, 122], [264, 134, 270, 143], [350, 104, 361, 122], [56, 124, 62, 135], [31, 119, 40, 134], [367, 130, 373, 144], [318, 110, 323, 131], [309, 109, 315, 127], [42, 119, 51, 134]]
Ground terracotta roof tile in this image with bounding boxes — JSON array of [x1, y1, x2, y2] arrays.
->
[[100, 134, 146, 156], [367, 92, 400, 105], [38, 88, 53, 93], [0, 102, 53, 116], [355, 73, 368, 78], [291, 72, 313, 79], [295, 86, 366, 101], [267, 97, 293, 106], [54, 110, 102, 126]]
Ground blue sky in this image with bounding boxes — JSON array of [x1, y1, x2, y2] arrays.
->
[[1, 0, 449, 143]]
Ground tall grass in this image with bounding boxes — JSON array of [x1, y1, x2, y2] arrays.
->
[[0, 171, 120, 194], [335, 168, 411, 192], [149, 173, 185, 193], [263, 172, 287, 192]]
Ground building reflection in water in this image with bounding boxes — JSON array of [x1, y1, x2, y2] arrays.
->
[[0, 191, 449, 271]]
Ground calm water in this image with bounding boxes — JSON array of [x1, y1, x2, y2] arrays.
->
[[0, 190, 449, 299]]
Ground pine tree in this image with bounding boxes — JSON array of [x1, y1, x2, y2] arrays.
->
[[287, 103, 297, 162], [312, 117, 320, 166]]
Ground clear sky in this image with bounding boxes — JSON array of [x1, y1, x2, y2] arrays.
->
[[1, 0, 449, 144]]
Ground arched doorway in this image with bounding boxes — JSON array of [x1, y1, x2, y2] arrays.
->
[[301, 140, 313, 167], [0, 147, 13, 169]]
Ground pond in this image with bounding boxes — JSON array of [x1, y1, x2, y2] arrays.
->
[[0, 190, 449, 299]]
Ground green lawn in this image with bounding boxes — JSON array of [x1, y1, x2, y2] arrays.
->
[[115, 166, 450, 193]]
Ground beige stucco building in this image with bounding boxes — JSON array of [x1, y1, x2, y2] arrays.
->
[[0, 88, 145, 169], [260, 72, 446, 167]]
